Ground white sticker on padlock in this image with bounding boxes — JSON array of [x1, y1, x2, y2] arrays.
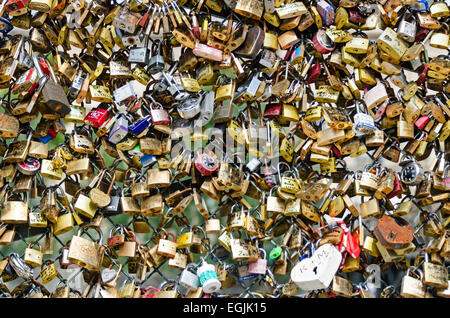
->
[[247, 77, 262, 97], [354, 113, 376, 135]]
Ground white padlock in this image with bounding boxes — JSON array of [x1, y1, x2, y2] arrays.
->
[[291, 243, 342, 291]]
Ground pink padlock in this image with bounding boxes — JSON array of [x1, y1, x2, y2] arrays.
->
[[149, 102, 171, 125], [443, 166, 450, 190], [192, 42, 223, 62], [414, 114, 430, 130], [248, 248, 268, 275]]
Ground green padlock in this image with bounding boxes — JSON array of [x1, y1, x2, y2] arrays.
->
[[269, 246, 283, 262]]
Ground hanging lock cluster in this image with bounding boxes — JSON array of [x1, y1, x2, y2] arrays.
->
[[0, 0, 448, 299]]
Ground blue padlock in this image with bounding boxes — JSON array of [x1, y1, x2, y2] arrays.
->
[[129, 115, 151, 136], [38, 134, 53, 144], [140, 154, 157, 167], [0, 17, 13, 34]]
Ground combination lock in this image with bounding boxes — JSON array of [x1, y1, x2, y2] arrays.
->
[[400, 162, 425, 185], [195, 153, 218, 176]]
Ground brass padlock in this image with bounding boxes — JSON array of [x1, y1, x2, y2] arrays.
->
[[67, 225, 104, 271]]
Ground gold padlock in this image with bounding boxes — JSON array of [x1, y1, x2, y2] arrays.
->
[[67, 225, 104, 271]]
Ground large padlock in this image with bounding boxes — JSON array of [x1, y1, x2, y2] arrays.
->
[[291, 243, 342, 291], [67, 225, 104, 271]]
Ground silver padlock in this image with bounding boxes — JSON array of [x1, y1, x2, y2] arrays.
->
[[108, 114, 129, 144], [178, 94, 201, 119], [245, 157, 262, 172], [259, 49, 278, 69], [61, 246, 71, 267], [128, 35, 149, 64], [148, 39, 165, 74], [199, 90, 215, 124], [243, 73, 262, 101], [164, 72, 189, 101], [113, 82, 136, 104], [353, 100, 376, 136], [68, 71, 85, 100], [400, 158, 425, 185], [179, 264, 200, 291], [397, 13, 417, 42]]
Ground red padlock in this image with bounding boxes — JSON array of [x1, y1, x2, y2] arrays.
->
[[84, 108, 109, 128], [141, 286, 160, 298], [312, 29, 335, 54], [263, 103, 282, 119], [39, 59, 50, 76], [415, 28, 429, 42], [195, 153, 218, 176], [47, 128, 57, 139], [5, 0, 29, 16], [107, 226, 125, 247], [139, 8, 151, 27], [348, 9, 367, 24], [331, 144, 343, 159], [307, 63, 322, 84], [375, 99, 389, 120], [416, 64, 428, 86], [414, 114, 430, 130], [12, 67, 38, 95], [191, 12, 201, 39], [263, 166, 277, 187]]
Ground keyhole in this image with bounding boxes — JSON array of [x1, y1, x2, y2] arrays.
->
[[389, 231, 397, 240]]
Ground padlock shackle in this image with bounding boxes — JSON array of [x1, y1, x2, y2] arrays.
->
[[76, 225, 103, 244]]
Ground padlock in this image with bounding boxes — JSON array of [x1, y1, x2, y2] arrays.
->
[[118, 229, 137, 258], [24, 241, 43, 267], [248, 248, 268, 275], [430, 23, 449, 49], [401, 267, 426, 298], [291, 243, 342, 291], [156, 228, 177, 258], [67, 225, 104, 271], [197, 260, 221, 293], [398, 13, 418, 42], [179, 264, 200, 291]]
